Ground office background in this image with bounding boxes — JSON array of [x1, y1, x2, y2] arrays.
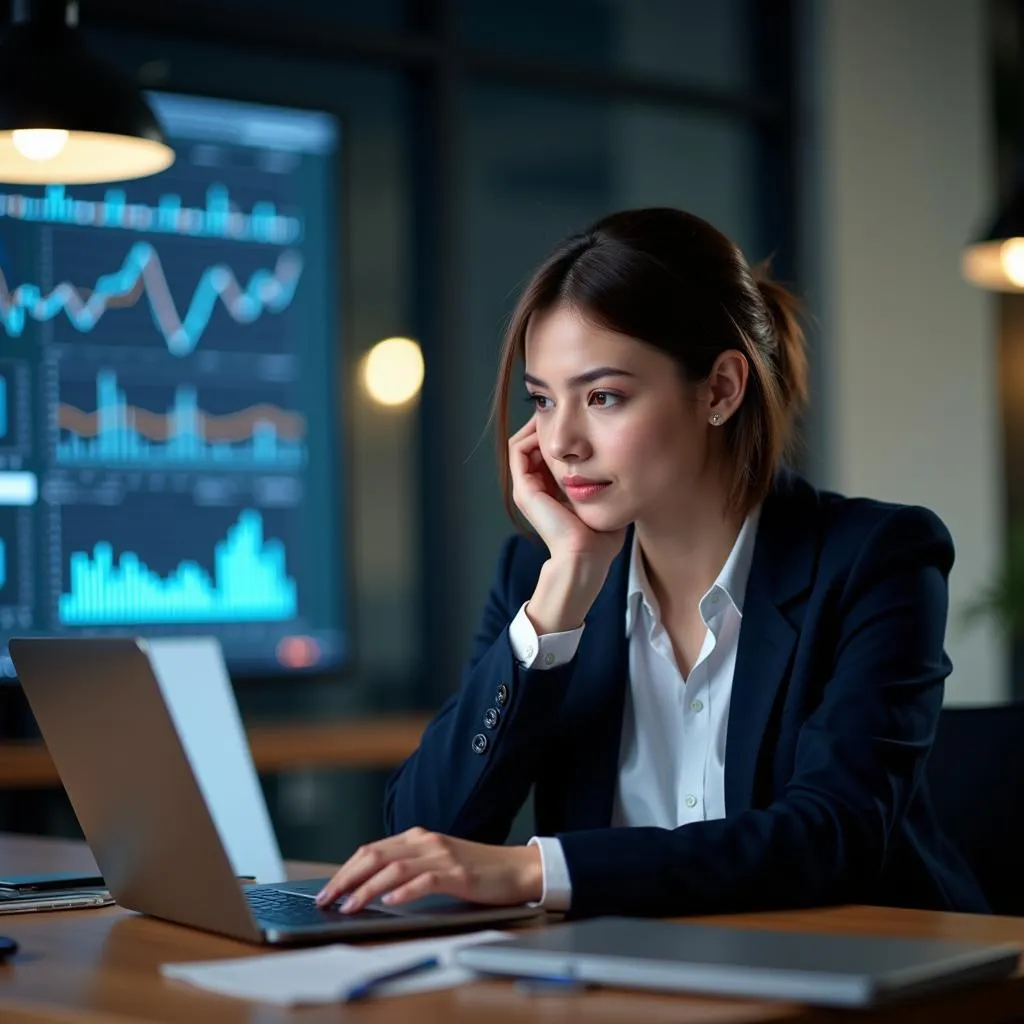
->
[[0, 0, 1011, 863]]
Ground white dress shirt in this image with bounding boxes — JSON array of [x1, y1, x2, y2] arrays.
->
[[508, 512, 760, 910]]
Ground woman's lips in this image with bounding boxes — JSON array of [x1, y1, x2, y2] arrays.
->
[[563, 480, 611, 501]]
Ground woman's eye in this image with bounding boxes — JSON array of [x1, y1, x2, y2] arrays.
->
[[590, 390, 622, 408], [527, 393, 551, 410]]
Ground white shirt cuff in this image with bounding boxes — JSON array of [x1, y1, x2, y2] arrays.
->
[[508, 602, 584, 669], [527, 836, 572, 912]]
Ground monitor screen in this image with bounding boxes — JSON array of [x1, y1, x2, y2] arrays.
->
[[0, 92, 347, 679]]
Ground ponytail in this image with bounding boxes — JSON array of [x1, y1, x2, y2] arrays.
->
[[753, 262, 809, 417]]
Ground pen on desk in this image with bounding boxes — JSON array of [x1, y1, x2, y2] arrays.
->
[[514, 975, 589, 995], [343, 956, 440, 1002]]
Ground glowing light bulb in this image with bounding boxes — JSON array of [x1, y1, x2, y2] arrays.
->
[[11, 129, 70, 161], [363, 337, 424, 406], [1001, 239, 1024, 288]]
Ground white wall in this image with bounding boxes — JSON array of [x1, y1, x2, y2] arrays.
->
[[810, 0, 1005, 703]]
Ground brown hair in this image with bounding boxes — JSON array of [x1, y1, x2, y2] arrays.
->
[[492, 207, 808, 521]]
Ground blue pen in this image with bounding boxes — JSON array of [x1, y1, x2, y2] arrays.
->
[[514, 975, 589, 995], [343, 956, 440, 1002]]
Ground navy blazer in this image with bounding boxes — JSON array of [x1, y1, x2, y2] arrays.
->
[[385, 469, 989, 917]]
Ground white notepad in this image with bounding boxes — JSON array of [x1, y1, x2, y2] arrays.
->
[[161, 929, 508, 1005]]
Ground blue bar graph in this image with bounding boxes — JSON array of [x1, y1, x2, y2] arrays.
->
[[58, 509, 297, 625], [0, 184, 302, 244], [57, 371, 305, 468]]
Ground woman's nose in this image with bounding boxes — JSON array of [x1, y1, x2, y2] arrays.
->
[[547, 407, 591, 462]]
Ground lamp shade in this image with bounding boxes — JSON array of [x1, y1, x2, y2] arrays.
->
[[0, 2, 174, 185]]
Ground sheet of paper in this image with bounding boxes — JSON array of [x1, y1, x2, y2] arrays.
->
[[160, 929, 510, 1006]]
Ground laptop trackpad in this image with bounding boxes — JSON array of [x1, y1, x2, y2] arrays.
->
[[268, 882, 478, 918], [266, 881, 406, 917]]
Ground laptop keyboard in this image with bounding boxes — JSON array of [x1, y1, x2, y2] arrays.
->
[[245, 887, 387, 926]]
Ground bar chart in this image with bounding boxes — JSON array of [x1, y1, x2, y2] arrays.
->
[[57, 370, 307, 469], [59, 508, 297, 625]]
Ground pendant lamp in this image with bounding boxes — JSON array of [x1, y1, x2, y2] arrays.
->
[[0, 0, 174, 185]]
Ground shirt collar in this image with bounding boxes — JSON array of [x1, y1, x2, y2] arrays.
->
[[625, 508, 761, 638]]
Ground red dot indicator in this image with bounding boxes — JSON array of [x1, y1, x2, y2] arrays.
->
[[276, 634, 321, 670]]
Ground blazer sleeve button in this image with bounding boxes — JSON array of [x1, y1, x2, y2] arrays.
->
[[471, 733, 489, 754], [483, 707, 500, 729], [496, 683, 509, 706]]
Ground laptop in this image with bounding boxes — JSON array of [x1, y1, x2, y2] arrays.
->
[[455, 918, 1020, 1007], [9, 636, 544, 945]]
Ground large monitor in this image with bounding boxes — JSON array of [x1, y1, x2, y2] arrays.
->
[[0, 93, 347, 679]]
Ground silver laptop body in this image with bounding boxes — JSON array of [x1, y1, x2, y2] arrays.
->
[[9, 636, 542, 945], [456, 917, 1020, 1007]]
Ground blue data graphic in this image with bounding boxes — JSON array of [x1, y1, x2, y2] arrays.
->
[[0, 362, 29, 454], [59, 509, 297, 626], [0, 506, 27, 613], [57, 370, 306, 469], [0, 91, 346, 677], [0, 239, 303, 355], [0, 184, 302, 245]]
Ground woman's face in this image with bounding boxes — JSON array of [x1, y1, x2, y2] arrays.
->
[[523, 303, 718, 533]]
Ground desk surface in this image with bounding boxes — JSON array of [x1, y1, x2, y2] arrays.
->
[[2, 833, 1024, 1023], [0, 716, 432, 788]]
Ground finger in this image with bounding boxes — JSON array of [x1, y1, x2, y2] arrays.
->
[[341, 856, 444, 914], [510, 440, 547, 499], [507, 416, 538, 446], [509, 431, 540, 472], [509, 427, 541, 467], [524, 446, 565, 500], [315, 830, 427, 906], [380, 868, 453, 907], [511, 430, 549, 484]]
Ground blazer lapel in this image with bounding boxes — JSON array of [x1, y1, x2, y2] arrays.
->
[[724, 470, 817, 814]]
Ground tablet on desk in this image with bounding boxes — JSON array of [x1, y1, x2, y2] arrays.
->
[[0, 888, 113, 915], [455, 917, 1022, 1008], [0, 871, 106, 892]]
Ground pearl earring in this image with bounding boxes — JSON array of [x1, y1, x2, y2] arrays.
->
[[710, 412, 722, 426]]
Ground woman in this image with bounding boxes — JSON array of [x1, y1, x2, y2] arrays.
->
[[316, 207, 988, 918]]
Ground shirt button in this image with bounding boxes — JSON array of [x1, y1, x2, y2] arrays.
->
[[690, 699, 704, 713], [685, 794, 698, 809], [709, 592, 720, 605], [543, 652, 556, 667], [523, 645, 534, 661], [496, 684, 509, 706], [471, 733, 488, 755], [483, 707, 500, 729]]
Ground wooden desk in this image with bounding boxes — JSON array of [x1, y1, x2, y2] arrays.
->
[[2, 834, 1024, 1024], [0, 716, 431, 789]]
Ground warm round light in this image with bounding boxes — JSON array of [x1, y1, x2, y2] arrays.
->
[[0, 131, 173, 184], [11, 128, 68, 161], [362, 337, 424, 407], [1001, 239, 1024, 288]]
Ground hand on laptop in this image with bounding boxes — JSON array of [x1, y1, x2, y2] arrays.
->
[[314, 827, 543, 913]]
